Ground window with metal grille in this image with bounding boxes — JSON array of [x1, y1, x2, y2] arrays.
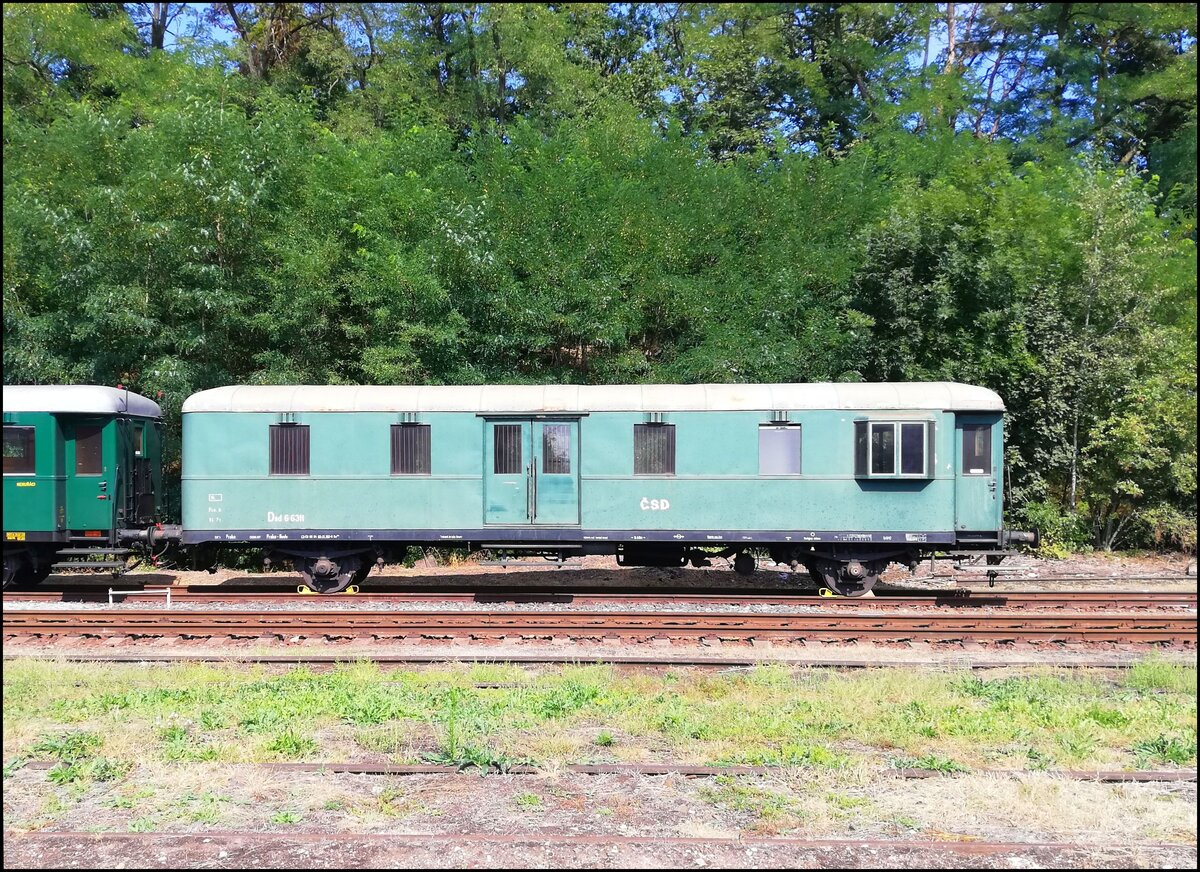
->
[[75, 426, 103, 475], [269, 424, 309, 475], [759, 425, 801, 475], [634, 424, 675, 475], [391, 424, 431, 475], [494, 424, 523, 474], [3, 426, 35, 475], [542, 425, 571, 474], [962, 425, 992, 475]]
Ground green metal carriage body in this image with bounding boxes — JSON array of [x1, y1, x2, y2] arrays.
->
[[3, 386, 164, 584], [180, 383, 1005, 552]]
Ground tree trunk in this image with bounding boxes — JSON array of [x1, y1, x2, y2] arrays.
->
[[150, 2, 168, 50]]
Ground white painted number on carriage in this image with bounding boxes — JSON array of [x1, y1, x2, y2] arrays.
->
[[639, 498, 671, 511], [267, 511, 306, 523]]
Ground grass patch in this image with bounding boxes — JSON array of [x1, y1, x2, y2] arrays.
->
[[891, 754, 970, 773], [699, 776, 805, 833], [1124, 658, 1197, 695], [1132, 733, 1197, 767], [515, 792, 543, 809], [4, 659, 1195, 778]]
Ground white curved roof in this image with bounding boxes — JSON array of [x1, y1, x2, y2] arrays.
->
[[3, 385, 162, 418], [182, 383, 1004, 413]]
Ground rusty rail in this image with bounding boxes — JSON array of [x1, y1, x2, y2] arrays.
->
[[4, 607, 1194, 644], [5, 587, 1196, 610]]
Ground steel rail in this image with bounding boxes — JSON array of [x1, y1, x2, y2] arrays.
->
[[4, 607, 1195, 643], [3, 652, 1175, 668], [17, 758, 1193, 781], [3, 830, 1191, 857], [4, 588, 1195, 610]]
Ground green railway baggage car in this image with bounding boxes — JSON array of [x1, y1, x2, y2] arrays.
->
[[3, 385, 165, 587], [181, 383, 1034, 595]]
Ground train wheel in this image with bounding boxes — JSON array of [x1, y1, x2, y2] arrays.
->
[[3, 553, 22, 590], [297, 555, 363, 595], [733, 552, 756, 576], [806, 557, 882, 597]]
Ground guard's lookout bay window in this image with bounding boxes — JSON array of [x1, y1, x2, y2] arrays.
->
[[854, 421, 931, 478]]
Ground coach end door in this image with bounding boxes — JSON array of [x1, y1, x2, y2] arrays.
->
[[484, 419, 580, 525]]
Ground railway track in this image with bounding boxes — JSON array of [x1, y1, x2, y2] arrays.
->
[[4, 587, 1196, 610], [5, 830, 1193, 869], [4, 606, 1194, 644]]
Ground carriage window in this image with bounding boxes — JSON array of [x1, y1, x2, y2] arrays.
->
[[870, 423, 895, 475], [133, 426, 144, 458], [3, 426, 35, 475], [494, 424, 523, 475], [962, 425, 992, 475], [900, 423, 927, 475], [269, 424, 309, 475], [75, 426, 103, 475], [759, 425, 801, 475], [634, 424, 675, 475], [542, 425, 571, 474], [856, 421, 931, 478], [854, 421, 869, 476], [391, 424, 431, 475]]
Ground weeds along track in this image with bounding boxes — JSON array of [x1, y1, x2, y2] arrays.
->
[[3, 605, 1195, 644]]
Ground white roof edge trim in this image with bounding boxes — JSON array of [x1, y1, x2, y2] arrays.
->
[[3, 385, 163, 418], [182, 383, 1005, 413]]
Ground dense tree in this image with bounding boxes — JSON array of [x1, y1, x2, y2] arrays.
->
[[3, 2, 1196, 550]]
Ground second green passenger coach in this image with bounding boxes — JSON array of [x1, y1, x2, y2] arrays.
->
[[179, 383, 1031, 595]]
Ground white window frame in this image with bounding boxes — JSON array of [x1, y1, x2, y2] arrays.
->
[[863, 420, 930, 479]]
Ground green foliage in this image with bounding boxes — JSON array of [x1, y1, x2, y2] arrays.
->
[[890, 754, 970, 773], [1132, 733, 1197, 767], [1124, 658, 1198, 695], [2, 4, 1196, 543], [32, 731, 101, 763]]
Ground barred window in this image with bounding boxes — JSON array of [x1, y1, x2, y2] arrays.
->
[[634, 424, 675, 475], [269, 424, 309, 475], [75, 426, 103, 475], [3, 426, 35, 475], [391, 424, 431, 475], [759, 425, 801, 475], [494, 424, 523, 475], [962, 425, 992, 475], [542, 424, 571, 474]]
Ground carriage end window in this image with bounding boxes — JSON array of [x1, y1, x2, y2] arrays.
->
[[75, 426, 103, 475], [269, 424, 310, 475], [854, 421, 932, 478], [962, 425, 992, 475], [634, 424, 675, 475], [392, 424, 431, 475], [3, 426, 35, 475]]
